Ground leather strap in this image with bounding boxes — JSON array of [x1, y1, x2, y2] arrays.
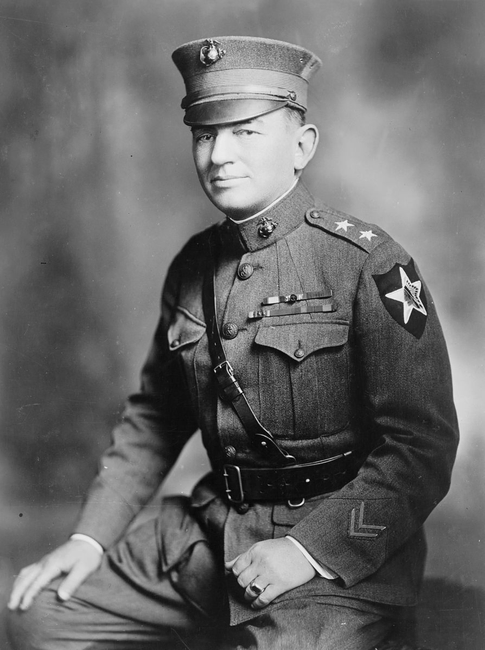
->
[[220, 452, 357, 504], [202, 236, 296, 465]]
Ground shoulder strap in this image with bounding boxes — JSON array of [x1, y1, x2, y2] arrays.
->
[[202, 236, 295, 466], [305, 206, 386, 253]]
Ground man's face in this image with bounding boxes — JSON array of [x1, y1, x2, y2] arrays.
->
[[191, 109, 301, 220]]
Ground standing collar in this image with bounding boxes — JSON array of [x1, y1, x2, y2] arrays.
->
[[227, 178, 299, 225], [218, 181, 315, 254]]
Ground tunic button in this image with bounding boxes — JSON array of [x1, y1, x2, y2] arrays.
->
[[238, 263, 254, 280], [309, 209, 320, 219], [222, 322, 239, 339], [294, 348, 305, 359], [224, 445, 237, 459], [236, 502, 250, 514], [170, 339, 180, 349]]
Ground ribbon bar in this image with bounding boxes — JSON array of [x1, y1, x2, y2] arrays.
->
[[262, 290, 332, 306], [249, 302, 335, 319]]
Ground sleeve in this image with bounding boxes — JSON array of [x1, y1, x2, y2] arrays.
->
[[288, 240, 459, 588], [72, 256, 199, 549]]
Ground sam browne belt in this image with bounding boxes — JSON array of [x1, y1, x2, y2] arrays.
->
[[221, 451, 357, 505], [202, 234, 357, 504], [202, 235, 296, 465]]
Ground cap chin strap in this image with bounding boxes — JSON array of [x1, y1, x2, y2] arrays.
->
[[182, 85, 303, 110], [183, 98, 303, 127]]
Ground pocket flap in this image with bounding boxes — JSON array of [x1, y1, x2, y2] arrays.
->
[[168, 307, 206, 350], [255, 321, 349, 362], [158, 495, 207, 571], [190, 474, 220, 509]]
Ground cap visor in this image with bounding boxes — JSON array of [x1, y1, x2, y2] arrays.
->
[[183, 98, 288, 126]]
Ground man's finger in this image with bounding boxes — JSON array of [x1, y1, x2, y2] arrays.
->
[[224, 556, 239, 571], [226, 553, 250, 577], [8, 564, 42, 610], [250, 584, 279, 609], [236, 565, 256, 589], [57, 561, 97, 601], [18, 562, 63, 610], [244, 578, 267, 602]]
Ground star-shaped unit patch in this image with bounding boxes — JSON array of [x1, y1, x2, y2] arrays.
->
[[373, 259, 428, 339]]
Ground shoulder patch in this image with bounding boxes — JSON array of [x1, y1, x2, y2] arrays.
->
[[373, 259, 428, 339], [305, 206, 386, 253]]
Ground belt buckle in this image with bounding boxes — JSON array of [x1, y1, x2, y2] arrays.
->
[[213, 361, 243, 402], [223, 464, 245, 504], [214, 360, 234, 380]]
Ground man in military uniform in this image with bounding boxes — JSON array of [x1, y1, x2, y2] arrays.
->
[[7, 36, 458, 650]]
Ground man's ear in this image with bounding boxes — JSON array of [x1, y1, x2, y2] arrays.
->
[[294, 124, 319, 172]]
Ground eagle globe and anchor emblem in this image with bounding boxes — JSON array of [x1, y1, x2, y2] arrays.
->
[[200, 39, 226, 66]]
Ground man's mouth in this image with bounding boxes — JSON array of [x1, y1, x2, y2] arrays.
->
[[211, 175, 243, 183]]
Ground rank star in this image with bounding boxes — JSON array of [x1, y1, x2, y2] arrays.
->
[[359, 230, 377, 241], [385, 267, 428, 324], [335, 219, 354, 232]]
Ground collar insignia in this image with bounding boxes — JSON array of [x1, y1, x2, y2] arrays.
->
[[200, 39, 226, 66], [257, 216, 278, 239]]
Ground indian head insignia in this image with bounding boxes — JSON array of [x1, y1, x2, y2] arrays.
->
[[200, 39, 226, 66]]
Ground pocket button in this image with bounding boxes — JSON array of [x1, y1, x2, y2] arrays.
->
[[224, 445, 237, 459]]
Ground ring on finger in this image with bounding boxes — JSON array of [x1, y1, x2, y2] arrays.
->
[[249, 580, 265, 596]]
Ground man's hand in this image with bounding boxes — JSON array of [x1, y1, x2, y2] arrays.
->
[[225, 537, 316, 609], [8, 539, 103, 611]]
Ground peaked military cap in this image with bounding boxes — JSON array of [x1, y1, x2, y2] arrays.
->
[[172, 36, 322, 126]]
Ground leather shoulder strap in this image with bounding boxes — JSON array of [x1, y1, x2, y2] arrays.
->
[[202, 235, 295, 465]]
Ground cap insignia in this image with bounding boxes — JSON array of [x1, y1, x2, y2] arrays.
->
[[200, 39, 226, 67]]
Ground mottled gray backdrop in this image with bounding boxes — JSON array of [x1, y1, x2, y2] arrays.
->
[[0, 1, 483, 648]]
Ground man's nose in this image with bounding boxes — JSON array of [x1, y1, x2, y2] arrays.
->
[[210, 131, 236, 166]]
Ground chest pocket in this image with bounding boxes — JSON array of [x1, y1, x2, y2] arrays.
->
[[167, 307, 206, 399], [254, 320, 350, 437], [255, 320, 348, 362], [168, 307, 206, 352]]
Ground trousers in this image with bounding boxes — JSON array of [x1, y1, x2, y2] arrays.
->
[[6, 494, 397, 650]]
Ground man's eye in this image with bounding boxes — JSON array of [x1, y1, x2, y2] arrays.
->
[[235, 129, 256, 136], [194, 132, 215, 143]]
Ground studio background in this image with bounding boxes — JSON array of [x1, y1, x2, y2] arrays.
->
[[0, 1, 483, 648]]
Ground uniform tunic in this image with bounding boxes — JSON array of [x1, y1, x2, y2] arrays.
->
[[74, 181, 458, 625]]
